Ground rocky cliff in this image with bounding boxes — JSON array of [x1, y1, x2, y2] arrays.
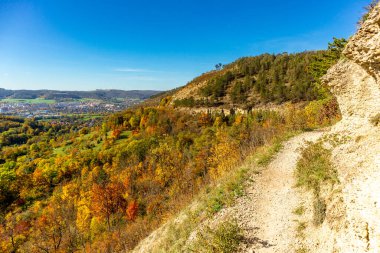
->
[[307, 3, 380, 252], [324, 3, 380, 129]]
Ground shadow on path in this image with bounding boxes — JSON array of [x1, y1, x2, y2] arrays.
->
[[243, 235, 275, 248]]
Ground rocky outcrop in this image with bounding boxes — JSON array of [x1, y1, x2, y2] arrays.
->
[[323, 60, 380, 130], [323, 3, 380, 128], [344, 4, 380, 82], [309, 3, 380, 253]]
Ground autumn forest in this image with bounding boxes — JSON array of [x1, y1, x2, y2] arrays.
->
[[0, 38, 345, 252]]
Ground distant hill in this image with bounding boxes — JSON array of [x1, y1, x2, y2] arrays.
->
[[0, 88, 162, 100], [149, 50, 335, 110]]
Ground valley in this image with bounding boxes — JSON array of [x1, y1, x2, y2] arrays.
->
[[0, 89, 162, 118], [0, 41, 342, 252], [1, 1, 379, 252]]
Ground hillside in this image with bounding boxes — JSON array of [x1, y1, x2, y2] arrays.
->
[[1, 7, 373, 253], [0, 88, 161, 100], [132, 2, 380, 253], [168, 44, 345, 110], [0, 48, 342, 252], [3, 0, 379, 252]]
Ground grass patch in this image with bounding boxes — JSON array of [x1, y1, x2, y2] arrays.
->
[[205, 167, 248, 215], [295, 141, 337, 225], [78, 98, 102, 102], [53, 144, 72, 156], [189, 219, 243, 253], [295, 142, 337, 193], [82, 114, 104, 120], [295, 247, 309, 253], [295, 220, 308, 241], [293, 205, 305, 216], [161, 212, 199, 253], [296, 221, 307, 235], [206, 192, 225, 214], [256, 131, 300, 166], [120, 130, 131, 139], [257, 141, 283, 166], [114, 131, 132, 145], [313, 197, 327, 225], [370, 113, 380, 126]]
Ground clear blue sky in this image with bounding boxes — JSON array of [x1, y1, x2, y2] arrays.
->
[[0, 0, 372, 91]]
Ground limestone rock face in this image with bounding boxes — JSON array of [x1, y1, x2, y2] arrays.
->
[[323, 60, 380, 130], [323, 3, 380, 127], [314, 3, 380, 253], [344, 4, 380, 82]]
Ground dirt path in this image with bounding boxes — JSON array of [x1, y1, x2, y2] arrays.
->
[[235, 131, 324, 253]]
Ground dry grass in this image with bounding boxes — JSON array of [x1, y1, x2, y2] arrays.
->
[[295, 141, 337, 225], [293, 205, 305, 216], [256, 131, 300, 166], [370, 113, 380, 126], [188, 219, 243, 253], [295, 247, 310, 253], [145, 132, 297, 252]]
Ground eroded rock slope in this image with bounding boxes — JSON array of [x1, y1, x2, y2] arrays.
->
[[305, 3, 380, 252]]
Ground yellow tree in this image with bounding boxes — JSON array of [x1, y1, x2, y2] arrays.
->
[[208, 131, 240, 179]]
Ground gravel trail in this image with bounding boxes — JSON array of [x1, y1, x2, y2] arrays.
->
[[237, 131, 324, 252]]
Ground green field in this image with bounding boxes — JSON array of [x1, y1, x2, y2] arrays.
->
[[63, 113, 104, 120], [0, 98, 56, 104], [78, 98, 102, 102]]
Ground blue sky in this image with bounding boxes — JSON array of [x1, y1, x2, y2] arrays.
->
[[0, 0, 372, 91]]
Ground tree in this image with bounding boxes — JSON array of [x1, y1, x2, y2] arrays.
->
[[27, 203, 67, 253], [111, 128, 121, 140], [91, 182, 126, 230], [327, 37, 347, 59], [0, 162, 17, 210], [309, 37, 347, 98], [126, 200, 138, 221], [215, 63, 223, 70], [1, 214, 30, 253]]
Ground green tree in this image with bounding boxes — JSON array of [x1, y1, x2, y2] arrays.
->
[[309, 37, 347, 98]]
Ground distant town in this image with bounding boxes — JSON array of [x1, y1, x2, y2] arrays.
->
[[0, 99, 143, 118], [0, 88, 162, 118]]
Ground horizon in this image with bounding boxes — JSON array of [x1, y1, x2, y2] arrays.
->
[[0, 87, 163, 92], [0, 0, 372, 91]]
